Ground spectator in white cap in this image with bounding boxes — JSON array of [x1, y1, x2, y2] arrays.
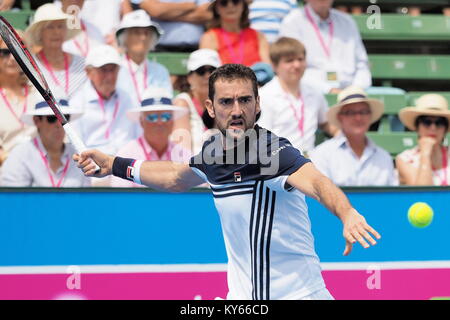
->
[[0, 94, 90, 187], [111, 87, 191, 188], [116, 9, 172, 110], [25, 3, 88, 98], [396, 94, 450, 186], [70, 45, 139, 159], [309, 86, 397, 186], [59, 0, 105, 58], [173, 48, 221, 154]]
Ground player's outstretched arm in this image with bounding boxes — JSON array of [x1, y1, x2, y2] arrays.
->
[[287, 162, 381, 256], [74, 150, 204, 192]]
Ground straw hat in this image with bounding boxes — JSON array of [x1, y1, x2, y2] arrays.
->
[[21, 94, 83, 125], [399, 94, 450, 131], [127, 87, 188, 122], [327, 86, 384, 129], [25, 3, 81, 47]]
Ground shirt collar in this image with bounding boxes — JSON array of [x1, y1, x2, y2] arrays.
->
[[140, 135, 174, 160], [86, 80, 118, 103], [305, 3, 333, 25], [335, 132, 377, 154], [34, 135, 70, 160]]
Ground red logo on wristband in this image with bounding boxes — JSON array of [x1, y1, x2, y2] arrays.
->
[[126, 160, 136, 180]]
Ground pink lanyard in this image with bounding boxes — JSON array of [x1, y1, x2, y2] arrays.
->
[[126, 55, 148, 103], [33, 138, 70, 188], [0, 86, 29, 127], [433, 146, 448, 186], [96, 92, 120, 139], [220, 29, 245, 64], [285, 93, 305, 137], [304, 6, 334, 58], [138, 136, 171, 160], [192, 97, 204, 118], [73, 21, 89, 57], [39, 51, 70, 95]]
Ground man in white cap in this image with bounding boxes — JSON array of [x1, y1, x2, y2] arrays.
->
[[1, 94, 90, 187], [70, 45, 139, 156], [116, 9, 172, 110], [309, 86, 397, 186], [111, 87, 190, 187]]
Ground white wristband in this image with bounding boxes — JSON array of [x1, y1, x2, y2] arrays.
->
[[132, 160, 144, 185]]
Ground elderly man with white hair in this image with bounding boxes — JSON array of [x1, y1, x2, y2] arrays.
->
[[116, 9, 173, 109]]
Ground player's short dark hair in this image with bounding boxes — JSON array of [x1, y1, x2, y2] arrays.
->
[[208, 64, 259, 101]]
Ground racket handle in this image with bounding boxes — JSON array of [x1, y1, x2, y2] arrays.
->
[[63, 122, 101, 173]]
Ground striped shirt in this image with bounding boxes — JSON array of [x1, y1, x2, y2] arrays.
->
[[189, 125, 326, 299], [249, 0, 298, 43]]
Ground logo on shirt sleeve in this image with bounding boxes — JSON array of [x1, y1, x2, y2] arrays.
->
[[234, 172, 242, 182]]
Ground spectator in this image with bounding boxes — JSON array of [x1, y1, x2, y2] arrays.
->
[[396, 94, 450, 186], [279, 0, 371, 94], [248, 0, 298, 43], [309, 86, 397, 186], [0, 95, 90, 187], [257, 37, 338, 155], [173, 49, 221, 154], [200, 0, 270, 66], [250, 62, 274, 87], [116, 9, 172, 110], [111, 87, 190, 187], [136, 0, 213, 52], [59, 0, 105, 58], [25, 3, 88, 98], [0, 35, 36, 170], [70, 45, 139, 156]]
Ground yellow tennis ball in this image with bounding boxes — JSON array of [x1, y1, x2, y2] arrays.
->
[[408, 202, 434, 228]]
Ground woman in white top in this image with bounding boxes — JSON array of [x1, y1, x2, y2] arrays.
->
[[24, 3, 88, 99], [0, 34, 36, 168], [396, 94, 450, 186], [173, 49, 222, 154]]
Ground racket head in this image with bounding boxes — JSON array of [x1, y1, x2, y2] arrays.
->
[[0, 16, 68, 125]]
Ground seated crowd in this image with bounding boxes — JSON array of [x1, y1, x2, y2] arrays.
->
[[1, 0, 449, 188]]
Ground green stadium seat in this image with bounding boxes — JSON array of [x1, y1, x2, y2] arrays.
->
[[369, 54, 450, 80], [0, 11, 33, 31], [353, 14, 450, 41], [148, 52, 189, 75]]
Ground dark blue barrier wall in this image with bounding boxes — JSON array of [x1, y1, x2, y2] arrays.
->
[[0, 187, 449, 266]]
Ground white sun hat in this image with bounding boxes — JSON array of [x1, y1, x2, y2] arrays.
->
[[127, 87, 188, 122], [116, 9, 163, 39], [85, 45, 121, 68], [25, 3, 81, 47], [187, 48, 222, 72]]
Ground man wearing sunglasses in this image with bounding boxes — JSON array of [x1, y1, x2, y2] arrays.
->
[[75, 64, 381, 300], [111, 87, 191, 188], [1, 95, 90, 187]]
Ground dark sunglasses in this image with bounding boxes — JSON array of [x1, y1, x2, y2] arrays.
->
[[145, 112, 173, 123], [339, 109, 371, 117], [218, 0, 241, 7], [0, 48, 11, 57], [418, 117, 448, 128], [194, 66, 216, 76], [45, 115, 70, 123]]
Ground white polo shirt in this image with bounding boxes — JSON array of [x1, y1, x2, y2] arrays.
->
[[309, 133, 398, 186], [0, 135, 91, 187], [70, 81, 140, 155], [257, 76, 328, 154], [279, 4, 371, 93]]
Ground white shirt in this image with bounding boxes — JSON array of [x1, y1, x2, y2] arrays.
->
[[79, 0, 123, 36], [35, 53, 88, 99], [279, 5, 371, 93], [309, 133, 398, 186], [117, 55, 173, 109], [257, 76, 328, 154], [189, 126, 326, 300], [0, 135, 91, 187], [70, 81, 140, 155], [63, 19, 105, 58]]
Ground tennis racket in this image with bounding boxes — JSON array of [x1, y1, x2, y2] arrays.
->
[[0, 16, 100, 172]]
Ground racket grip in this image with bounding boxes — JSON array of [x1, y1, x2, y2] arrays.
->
[[63, 122, 101, 173]]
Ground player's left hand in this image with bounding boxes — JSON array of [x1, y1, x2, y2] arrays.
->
[[341, 208, 381, 256]]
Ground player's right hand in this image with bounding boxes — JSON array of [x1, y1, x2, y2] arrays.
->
[[73, 150, 114, 177]]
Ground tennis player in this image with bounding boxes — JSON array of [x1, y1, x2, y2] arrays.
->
[[74, 64, 381, 300]]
